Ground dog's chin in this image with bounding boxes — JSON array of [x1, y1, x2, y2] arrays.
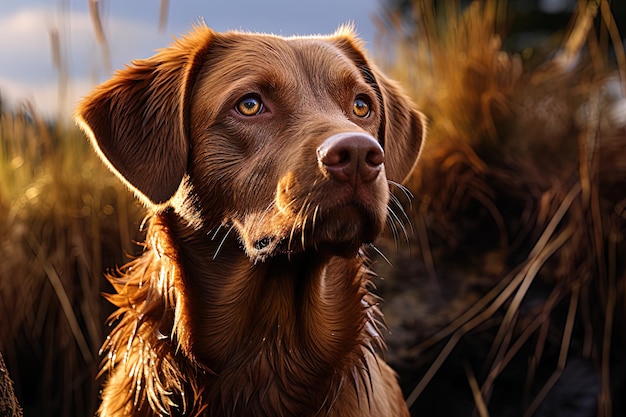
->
[[242, 204, 384, 263]]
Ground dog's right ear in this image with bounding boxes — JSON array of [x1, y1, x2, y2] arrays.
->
[[75, 25, 214, 207]]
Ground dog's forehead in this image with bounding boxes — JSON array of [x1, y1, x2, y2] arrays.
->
[[205, 32, 364, 83]]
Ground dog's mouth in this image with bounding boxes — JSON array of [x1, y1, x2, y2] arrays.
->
[[234, 200, 385, 263]]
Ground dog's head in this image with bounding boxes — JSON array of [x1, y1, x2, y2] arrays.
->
[[76, 25, 425, 261]]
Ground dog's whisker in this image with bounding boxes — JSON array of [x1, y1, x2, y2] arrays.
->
[[366, 243, 393, 267], [389, 192, 413, 229], [278, 198, 299, 212], [385, 210, 400, 240], [299, 204, 307, 252], [298, 199, 312, 252], [387, 206, 410, 246], [386, 187, 414, 249], [212, 224, 234, 260], [385, 208, 402, 248], [210, 221, 227, 241], [261, 201, 276, 216], [388, 180, 414, 205], [287, 198, 304, 256], [294, 195, 311, 250], [312, 204, 320, 252]]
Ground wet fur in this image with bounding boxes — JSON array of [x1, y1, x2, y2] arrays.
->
[[76, 25, 424, 416]]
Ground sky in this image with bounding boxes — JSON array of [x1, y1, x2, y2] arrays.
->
[[0, 0, 382, 119]]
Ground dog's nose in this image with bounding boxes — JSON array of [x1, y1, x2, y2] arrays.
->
[[317, 133, 384, 183]]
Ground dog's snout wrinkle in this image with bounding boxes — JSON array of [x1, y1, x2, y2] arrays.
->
[[317, 133, 384, 184]]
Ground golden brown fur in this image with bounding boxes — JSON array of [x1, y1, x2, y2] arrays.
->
[[76, 24, 424, 416]]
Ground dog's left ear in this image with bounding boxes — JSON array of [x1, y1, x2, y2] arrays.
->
[[331, 28, 426, 184], [75, 25, 214, 207]]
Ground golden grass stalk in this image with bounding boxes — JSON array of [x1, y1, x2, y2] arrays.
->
[[0, 102, 143, 415], [88, 0, 111, 74], [377, 0, 626, 415]]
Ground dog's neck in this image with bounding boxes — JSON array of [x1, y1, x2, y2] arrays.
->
[[106, 209, 385, 415]]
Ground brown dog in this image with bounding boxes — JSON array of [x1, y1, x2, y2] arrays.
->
[[76, 24, 424, 417]]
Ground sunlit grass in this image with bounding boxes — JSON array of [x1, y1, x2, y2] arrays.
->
[[376, 1, 626, 416], [0, 101, 143, 416]]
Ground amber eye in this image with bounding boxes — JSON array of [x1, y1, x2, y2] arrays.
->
[[236, 95, 264, 116], [353, 97, 370, 118]]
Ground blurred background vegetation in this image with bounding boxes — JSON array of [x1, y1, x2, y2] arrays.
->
[[0, 100, 143, 415], [1, 1, 625, 416]]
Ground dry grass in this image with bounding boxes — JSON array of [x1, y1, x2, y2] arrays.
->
[[0, 2, 166, 415], [376, 1, 626, 416], [0, 102, 143, 416]]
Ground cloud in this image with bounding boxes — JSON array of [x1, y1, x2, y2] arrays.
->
[[0, 1, 380, 118], [0, 7, 55, 82], [0, 6, 171, 117], [0, 75, 102, 122]]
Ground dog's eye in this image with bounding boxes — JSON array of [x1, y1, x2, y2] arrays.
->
[[353, 97, 370, 118], [236, 95, 264, 116]]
